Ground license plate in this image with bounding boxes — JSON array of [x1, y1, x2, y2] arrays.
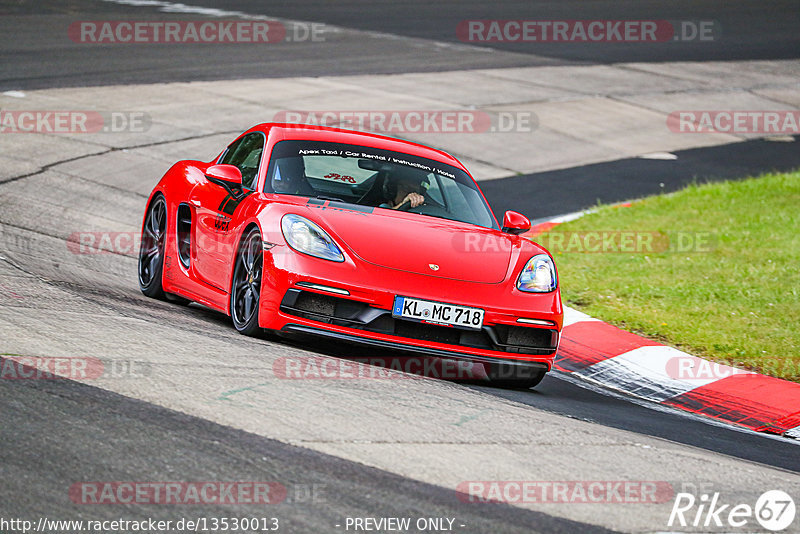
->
[[392, 296, 484, 330]]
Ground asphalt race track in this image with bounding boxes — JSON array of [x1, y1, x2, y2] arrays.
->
[[2, 0, 799, 89], [1, 1, 800, 533], [2, 372, 610, 534], [482, 134, 800, 220]]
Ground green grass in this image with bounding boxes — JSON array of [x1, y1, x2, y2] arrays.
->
[[538, 170, 800, 381]]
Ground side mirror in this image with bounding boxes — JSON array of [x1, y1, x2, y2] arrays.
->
[[206, 164, 243, 188], [501, 210, 531, 235]]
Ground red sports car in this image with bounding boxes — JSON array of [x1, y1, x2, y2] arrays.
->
[[138, 123, 562, 387]]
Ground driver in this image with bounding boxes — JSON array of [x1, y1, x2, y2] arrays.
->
[[380, 167, 428, 210]]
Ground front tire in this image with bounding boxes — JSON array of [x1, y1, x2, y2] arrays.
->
[[138, 195, 167, 299], [230, 226, 264, 336]]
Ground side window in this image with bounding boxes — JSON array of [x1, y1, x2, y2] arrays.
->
[[218, 133, 265, 190]]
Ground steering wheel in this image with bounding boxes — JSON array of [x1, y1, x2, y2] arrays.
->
[[396, 192, 436, 212], [396, 199, 413, 211]]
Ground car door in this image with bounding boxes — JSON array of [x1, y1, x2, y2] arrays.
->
[[191, 132, 265, 291]]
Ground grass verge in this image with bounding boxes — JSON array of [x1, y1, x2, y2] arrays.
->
[[536, 170, 800, 381]]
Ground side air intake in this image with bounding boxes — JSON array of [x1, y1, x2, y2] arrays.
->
[[176, 203, 192, 268]]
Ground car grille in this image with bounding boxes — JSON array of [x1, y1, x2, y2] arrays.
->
[[395, 320, 461, 345], [280, 289, 558, 355]]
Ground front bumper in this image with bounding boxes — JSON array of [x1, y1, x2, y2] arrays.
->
[[280, 288, 559, 358], [258, 244, 562, 367]]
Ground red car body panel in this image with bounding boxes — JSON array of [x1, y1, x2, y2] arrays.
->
[[143, 124, 563, 370]]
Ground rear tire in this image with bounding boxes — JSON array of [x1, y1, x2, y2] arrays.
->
[[230, 226, 264, 337], [138, 195, 167, 299]]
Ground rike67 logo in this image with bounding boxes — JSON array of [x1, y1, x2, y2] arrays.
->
[[669, 490, 796, 531]]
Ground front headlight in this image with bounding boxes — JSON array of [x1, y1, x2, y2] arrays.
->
[[517, 254, 557, 292], [281, 214, 344, 262]]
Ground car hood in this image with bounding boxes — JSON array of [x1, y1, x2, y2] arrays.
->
[[309, 205, 515, 284]]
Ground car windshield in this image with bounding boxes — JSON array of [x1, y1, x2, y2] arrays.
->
[[264, 140, 498, 229]]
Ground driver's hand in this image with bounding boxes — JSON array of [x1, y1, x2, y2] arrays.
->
[[396, 192, 424, 209]]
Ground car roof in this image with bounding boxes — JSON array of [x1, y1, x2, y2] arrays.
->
[[248, 122, 469, 173]]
